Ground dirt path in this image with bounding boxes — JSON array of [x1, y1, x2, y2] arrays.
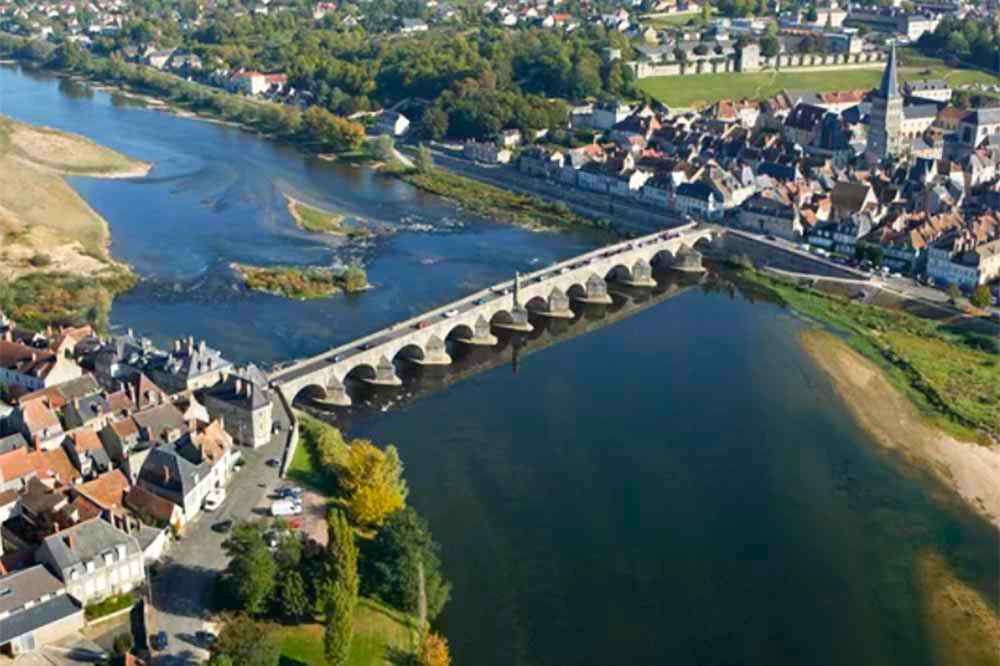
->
[[801, 330, 1000, 529]]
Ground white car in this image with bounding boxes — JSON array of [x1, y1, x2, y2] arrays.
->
[[270, 499, 303, 517], [443, 308, 459, 318]]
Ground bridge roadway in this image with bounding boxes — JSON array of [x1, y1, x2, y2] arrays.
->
[[268, 223, 717, 405]]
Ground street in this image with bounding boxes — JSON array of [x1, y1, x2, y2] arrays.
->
[[148, 438, 286, 666]]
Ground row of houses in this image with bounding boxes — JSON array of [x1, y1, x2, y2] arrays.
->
[[0, 319, 283, 656]]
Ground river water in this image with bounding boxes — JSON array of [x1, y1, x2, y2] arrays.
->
[[2, 65, 996, 666]]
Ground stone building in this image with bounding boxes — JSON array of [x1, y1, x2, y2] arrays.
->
[[202, 366, 274, 449], [866, 44, 903, 163]]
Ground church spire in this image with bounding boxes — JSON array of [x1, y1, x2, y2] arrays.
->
[[879, 43, 899, 99]]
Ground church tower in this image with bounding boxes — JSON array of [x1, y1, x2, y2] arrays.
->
[[866, 44, 903, 163]]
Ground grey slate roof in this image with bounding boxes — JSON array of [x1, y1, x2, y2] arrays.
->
[[39, 518, 141, 578], [0, 566, 65, 615], [0, 594, 80, 644], [0, 433, 28, 455], [903, 104, 938, 120], [878, 43, 899, 100]]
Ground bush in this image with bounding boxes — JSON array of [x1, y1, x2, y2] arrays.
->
[[84, 592, 135, 621], [970, 284, 992, 308], [340, 264, 368, 293], [28, 253, 52, 267], [113, 632, 134, 655]]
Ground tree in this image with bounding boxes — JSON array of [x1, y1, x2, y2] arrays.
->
[[322, 510, 359, 666], [419, 107, 449, 140], [359, 507, 451, 621], [372, 134, 396, 162], [414, 144, 434, 173], [342, 264, 368, 293], [338, 441, 408, 528], [947, 283, 962, 304], [946, 31, 970, 56], [971, 284, 993, 308], [418, 633, 451, 666], [760, 36, 780, 59], [112, 633, 133, 655], [222, 523, 277, 615], [210, 615, 280, 666], [276, 569, 310, 620], [301, 106, 365, 152]]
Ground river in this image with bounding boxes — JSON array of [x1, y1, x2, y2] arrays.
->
[[2, 64, 997, 666]]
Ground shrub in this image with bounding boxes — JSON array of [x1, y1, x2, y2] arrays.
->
[[970, 284, 992, 308], [28, 252, 52, 267], [84, 592, 135, 620]]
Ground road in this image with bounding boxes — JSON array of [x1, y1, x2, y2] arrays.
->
[[148, 437, 287, 666]]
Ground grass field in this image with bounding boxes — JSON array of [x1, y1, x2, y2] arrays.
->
[[285, 413, 342, 496], [637, 58, 1000, 108], [640, 11, 707, 28], [275, 598, 422, 666]]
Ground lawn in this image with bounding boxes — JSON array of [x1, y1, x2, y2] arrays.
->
[[276, 598, 421, 666], [285, 412, 342, 496], [637, 58, 1000, 108], [640, 11, 707, 28]]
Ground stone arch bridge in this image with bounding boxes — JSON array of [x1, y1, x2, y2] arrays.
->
[[269, 224, 718, 406]]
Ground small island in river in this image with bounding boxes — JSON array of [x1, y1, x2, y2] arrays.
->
[[234, 263, 369, 300], [284, 194, 371, 238]]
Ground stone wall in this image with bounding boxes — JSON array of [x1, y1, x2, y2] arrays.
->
[[630, 49, 886, 80]]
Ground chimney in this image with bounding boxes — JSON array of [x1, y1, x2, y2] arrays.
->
[[187, 336, 194, 351], [63, 534, 75, 550], [174, 339, 181, 353], [234, 379, 242, 395], [199, 340, 206, 353]]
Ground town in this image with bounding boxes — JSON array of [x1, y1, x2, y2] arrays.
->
[[0, 0, 999, 664]]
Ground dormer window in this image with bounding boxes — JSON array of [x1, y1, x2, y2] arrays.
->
[[86, 560, 95, 573]]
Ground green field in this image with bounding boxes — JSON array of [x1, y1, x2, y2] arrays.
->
[[637, 60, 1000, 108], [276, 598, 421, 666], [640, 10, 708, 28]]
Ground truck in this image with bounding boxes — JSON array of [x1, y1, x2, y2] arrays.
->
[[270, 499, 303, 517]]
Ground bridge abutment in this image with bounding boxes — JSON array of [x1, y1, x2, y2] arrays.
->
[[454, 315, 498, 346]]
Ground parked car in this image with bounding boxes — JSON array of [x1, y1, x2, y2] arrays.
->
[[152, 631, 169, 650], [195, 631, 215, 646], [212, 520, 233, 533], [271, 499, 303, 516], [443, 308, 459, 318], [203, 490, 225, 512], [276, 486, 303, 499], [265, 458, 280, 467]]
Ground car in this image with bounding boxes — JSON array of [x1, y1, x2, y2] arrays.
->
[[765, 234, 777, 241], [414, 320, 430, 329], [203, 491, 224, 511], [265, 457, 280, 467], [276, 486, 303, 499], [212, 520, 233, 533], [195, 631, 215, 646], [332, 354, 343, 362], [271, 499, 303, 516], [475, 298, 487, 305], [443, 308, 459, 318], [152, 631, 169, 651], [359, 341, 377, 350]]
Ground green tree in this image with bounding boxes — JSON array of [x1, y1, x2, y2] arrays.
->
[[760, 35, 780, 58], [414, 144, 434, 173], [112, 633, 133, 655], [970, 284, 992, 308], [372, 133, 396, 162], [210, 615, 280, 666], [301, 106, 365, 152], [947, 283, 962, 304], [359, 507, 451, 621], [276, 569, 310, 620], [322, 510, 359, 665], [419, 107, 449, 140], [341, 264, 368, 292], [222, 523, 277, 615]]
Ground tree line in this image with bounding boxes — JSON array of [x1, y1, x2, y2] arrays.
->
[[208, 414, 451, 666]]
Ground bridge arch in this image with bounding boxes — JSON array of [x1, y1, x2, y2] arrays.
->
[[651, 249, 676, 268], [291, 383, 327, 404], [489, 309, 516, 326], [344, 362, 378, 383], [445, 323, 475, 341], [524, 295, 548, 313], [605, 263, 633, 282], [393, 343, 427, 364]]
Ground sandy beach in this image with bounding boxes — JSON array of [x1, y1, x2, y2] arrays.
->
[[801, 330, 1000, 529]]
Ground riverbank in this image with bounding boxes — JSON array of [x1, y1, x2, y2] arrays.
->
[[394, 164, 604, 231], [0, 114, 148, 329], [802, 330, 1000, 528]]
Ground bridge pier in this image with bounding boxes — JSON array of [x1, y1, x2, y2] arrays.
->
[[361, 356, 403, 386], [492, 306, 534, 333], [573, 292, 613, 305], [453, 315, 498, 346], [671, 248, 705, 273], [314, 382, 352, 408], [532, 306, 574, 319]]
